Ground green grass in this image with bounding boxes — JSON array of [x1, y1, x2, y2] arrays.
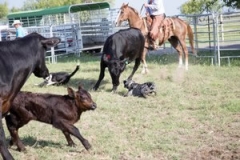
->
[[3, 53, 240, 160]]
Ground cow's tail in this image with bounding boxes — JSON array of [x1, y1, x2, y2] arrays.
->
[[187, 24, 196, 55], [69, 65, 80, 78]]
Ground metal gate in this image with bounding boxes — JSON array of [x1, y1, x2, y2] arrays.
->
[[178, 11, 240, 66], [7, 2, 112, 63]]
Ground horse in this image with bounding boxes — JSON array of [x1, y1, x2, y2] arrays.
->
[[115, 3, 196, 70]]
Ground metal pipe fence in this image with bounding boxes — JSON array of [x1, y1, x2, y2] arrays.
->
[[178, 12, 240, 66], [1, 9, 240, 65]]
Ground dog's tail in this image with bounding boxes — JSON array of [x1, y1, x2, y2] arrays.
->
[[69, 65, 80, 78]]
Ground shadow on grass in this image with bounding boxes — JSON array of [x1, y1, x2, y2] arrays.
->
[[66, 78, 127, 97], [8, 136, 62, 149], [146, 53, 215, 66], [40, 77, 110, 92]]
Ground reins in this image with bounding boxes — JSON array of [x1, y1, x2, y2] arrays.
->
[[140, 4, 144, 14], [139, 4, 148, 32]]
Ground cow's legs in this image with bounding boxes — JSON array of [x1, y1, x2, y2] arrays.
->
[[141, 48, 149, 74], [5, 114, 26, 152], [0, 100, 14, 160], [109, 72, 120, 92], [0, 119, 14, 160], [62, 131, 76, 147], [5, 107, 35, 152], [128, 58, 141, 80], [54, 121, 91, 150], [93, 61, 107, 91]]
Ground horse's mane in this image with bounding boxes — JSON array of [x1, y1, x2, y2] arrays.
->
[[127, 6, 141, 18]]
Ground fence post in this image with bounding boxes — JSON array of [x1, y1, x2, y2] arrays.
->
[[49, 25, 56, 63], [193, 15, 198, 50], [220, 14, 224, 41], [212, 13, 221, 66], [216, 14, 221, 66], [207, 14, 212, 49], [0, 30, 2, 41], [212, 13, 218, 65]]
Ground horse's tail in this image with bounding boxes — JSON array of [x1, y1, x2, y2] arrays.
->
[[187, 24, 196, 55]]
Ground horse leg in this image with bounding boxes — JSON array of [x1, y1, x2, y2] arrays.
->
[[168, 36, 184, 69], [178, 38, 189, 70], [141, 48, 149, 74], [128, 58, 141, 80]]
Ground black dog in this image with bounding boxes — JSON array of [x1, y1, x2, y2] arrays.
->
[[38, 65, 79, 86], [123, 79, 156, 98]]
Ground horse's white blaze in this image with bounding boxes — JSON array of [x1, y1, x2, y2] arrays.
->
[[115, 10, 121, 26]]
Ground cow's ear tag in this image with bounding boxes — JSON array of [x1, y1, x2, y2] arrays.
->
[[125, 61, 128, 65]]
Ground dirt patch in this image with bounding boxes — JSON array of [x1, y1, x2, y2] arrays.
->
[[190, 147, 240, 160]]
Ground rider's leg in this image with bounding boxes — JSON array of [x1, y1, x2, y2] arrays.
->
[[150, 14, 165, 49]]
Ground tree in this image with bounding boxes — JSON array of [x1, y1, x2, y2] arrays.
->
[[180, 0, 203, 14], [180, 0, 223, 14], [0, 2, 8, 18], [180, 0, 240, 15], [223, 0, 240, 9], [22, 0, 37, 10], [10, 7, 22, 13]]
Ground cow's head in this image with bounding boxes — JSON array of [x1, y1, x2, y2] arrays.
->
[[103, 54, 128, 76], [68, 85, 97, 111], [30, 33, 60, 78]]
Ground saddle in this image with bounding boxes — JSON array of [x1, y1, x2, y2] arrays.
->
[[143, 16, 175, 47], [158, 18, 175, 45]]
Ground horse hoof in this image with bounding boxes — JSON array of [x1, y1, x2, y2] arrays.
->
[[141, 69, 149, 74]]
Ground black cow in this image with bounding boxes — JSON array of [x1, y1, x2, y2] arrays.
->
[[0, 32, 60, 160], [93, 28, 145, 92]]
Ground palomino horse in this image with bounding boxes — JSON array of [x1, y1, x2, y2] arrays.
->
[[115, 3, 196, 70]]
